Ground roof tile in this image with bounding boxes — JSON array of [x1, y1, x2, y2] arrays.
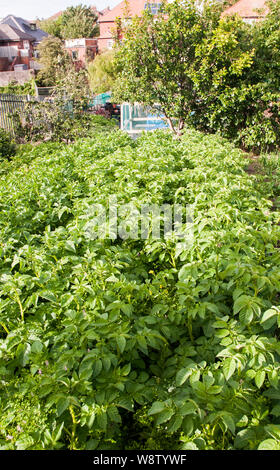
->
[[0, 23, 34, 41]]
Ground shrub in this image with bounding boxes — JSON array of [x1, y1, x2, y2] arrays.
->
[[12, 100, 117, 144], [0, 129, 16, 160], [0, 80, 36, 96]]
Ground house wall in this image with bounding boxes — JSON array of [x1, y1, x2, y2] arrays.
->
[[0, 40, 34, 71], [98, 21, 116, 52], [65, 38, 98, 68]]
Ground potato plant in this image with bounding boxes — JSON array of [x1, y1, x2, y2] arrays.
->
[[0, 130, 280, 450]]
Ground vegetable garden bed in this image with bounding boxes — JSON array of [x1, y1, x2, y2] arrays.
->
[[0, 129, 280, 450]]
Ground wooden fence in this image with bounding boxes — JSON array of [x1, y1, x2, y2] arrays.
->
[[0, 94, 31, 134]]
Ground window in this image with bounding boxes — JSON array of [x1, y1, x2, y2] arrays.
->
[[144, 3, 162, 15], [72, 50, 78, 60], [107, 39, 114, 50], [29, 22, 37, 31]]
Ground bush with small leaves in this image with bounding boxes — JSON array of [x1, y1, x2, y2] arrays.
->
[[0, 129, 16, 160]]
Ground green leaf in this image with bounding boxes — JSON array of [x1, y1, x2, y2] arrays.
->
[[31, 341, 43, 354], [116, 336, 126, 354], [239, 306, 253, 325], [87, 412, 96, 429], [65, 240, 76, 253], [179, 401, 197, 416], [271, 404, 280, 417], [92, 359, 102, 377], [53, 422, 64, 442], [148, 401, 165, 415], [221, 413, 235, 434], [223, 357, 236, 381], [261, 308, 278, 330], [215, 329, 230, 338], [137, 335, 148, 353], [176, 367, 193, 386], [258, 439, 280, 450], [107, 406, 121, 423], [268, 369, 278, 388], [166, 414, 183, 433], [181, 442, 198, 450], [61, 293, 74, 308], [96, 412, 107, 432], [155, 408, 174, 425], [15, 435, 34, 450], [116, 397, 134, 412], [40, 291, 57, 303], [121, 304, 133, 316], [85, 439, 99, 450], [233, 295, 250, 315], [255, 370, 266, 389], [57, 397, 70, 417]]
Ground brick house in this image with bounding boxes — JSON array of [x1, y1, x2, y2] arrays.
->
[[0, 15, 48, 47], [0, 24, 35, 72], [98, 0, 163, 52], [0, 15, 48, 71], [222, 0, 269, 23], [64, 38, 98, 69]]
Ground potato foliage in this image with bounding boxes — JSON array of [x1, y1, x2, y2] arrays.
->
[[0, 130, 280, 450]]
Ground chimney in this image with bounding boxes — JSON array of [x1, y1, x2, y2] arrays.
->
[[29, 21, 37, 31]]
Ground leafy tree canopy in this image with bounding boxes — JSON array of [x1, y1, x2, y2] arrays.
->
[[39, 4, 99, 39], [113, 0, 280, 150], [37, 36, 72, 86], [87, 51, 119, 94], [113, 0, 228, 136]]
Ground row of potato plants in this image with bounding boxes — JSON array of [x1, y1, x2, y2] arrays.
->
[[0, 129, 280, 450]]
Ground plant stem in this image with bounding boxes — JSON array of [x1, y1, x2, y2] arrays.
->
[[69, 405, 77, 450], [0, 321, 9, 334], [15, 294, 24, 322]]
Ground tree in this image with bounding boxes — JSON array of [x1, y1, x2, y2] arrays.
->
[[37, 36, 72, 86], [60, 4, 99, 39], [113, 0, 225, 136], [13, 65, 92, 143], [55, 67, 90, 107], [187, 14, 255, 139], [38, 16, 63, 39], [114, 0, 280, 150], [253, 0, 280, 89], [87, 51, 118, 94]]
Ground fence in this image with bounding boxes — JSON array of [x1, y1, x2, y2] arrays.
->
[[0, 94, 31, 134]]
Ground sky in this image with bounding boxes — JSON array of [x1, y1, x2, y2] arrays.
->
[[0, 0, 121, 20]]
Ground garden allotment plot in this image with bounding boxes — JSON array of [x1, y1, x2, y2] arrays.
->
[[0, 130, 280, 450]]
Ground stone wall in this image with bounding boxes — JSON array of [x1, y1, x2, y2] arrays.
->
[[0, 69, 34, 86]]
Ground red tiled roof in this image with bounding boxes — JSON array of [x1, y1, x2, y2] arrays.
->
[[99, 0, 159, 22], [46, 11, 63, 21], [98, 7, 111, 17], [222, 0, 268, 18]]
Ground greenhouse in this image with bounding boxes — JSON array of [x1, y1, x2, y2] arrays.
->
[[121, 103, 168, 135]]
